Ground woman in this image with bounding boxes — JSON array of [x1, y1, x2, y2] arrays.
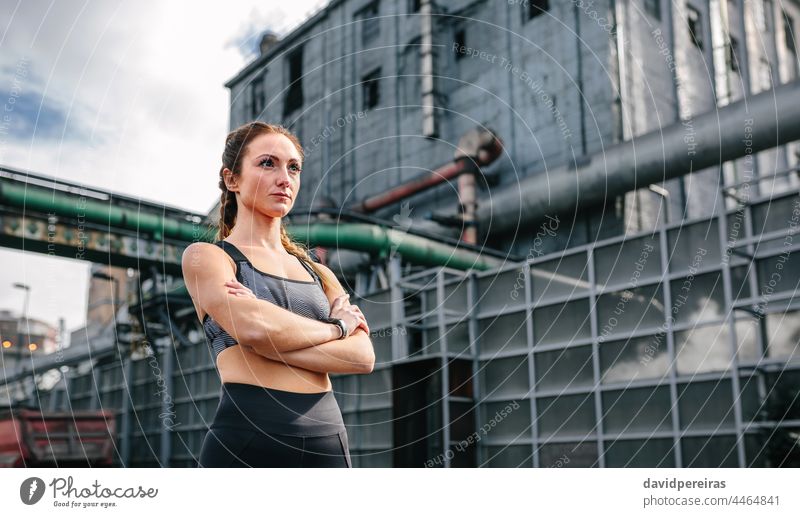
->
[[182, 121, 375, 468]]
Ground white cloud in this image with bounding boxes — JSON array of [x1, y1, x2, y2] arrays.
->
[[0, 0, 328, 335]]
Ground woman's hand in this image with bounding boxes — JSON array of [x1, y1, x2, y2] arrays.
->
[[225, 279, 370, 336], [329, 294, 369, 336], [348, 301, 370, 334], [225, 278, 257, 299]]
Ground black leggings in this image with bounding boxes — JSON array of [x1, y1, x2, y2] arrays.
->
[[198, 382, 351, 468]]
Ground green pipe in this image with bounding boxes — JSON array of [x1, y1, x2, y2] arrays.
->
[[3, 180, 504, 304], [2, 181, 502, 270], [0, 181, 210, 242], [291, 222, 503, 271]]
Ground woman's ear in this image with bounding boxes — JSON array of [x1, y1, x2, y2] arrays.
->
[[222, 168, 239, 193]]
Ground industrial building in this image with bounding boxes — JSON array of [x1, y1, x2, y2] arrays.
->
[[1, 0, 799, 467]]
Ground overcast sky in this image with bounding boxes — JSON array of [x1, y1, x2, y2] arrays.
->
[[0, 0, 328, 340]]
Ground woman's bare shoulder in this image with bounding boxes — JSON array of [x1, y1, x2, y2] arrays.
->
[[181, 242, 234, 273]]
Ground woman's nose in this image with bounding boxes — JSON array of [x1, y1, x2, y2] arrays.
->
[[276, 167, 291, 184]]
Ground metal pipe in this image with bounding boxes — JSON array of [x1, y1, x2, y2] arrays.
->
[[157, 319, 174, 468], [663, 0, 689, 215], [457, 168, 477, 244], [614, 0, 631, 141], [287, 222, 504, 271], [2, 175, 512, 271], [420, 0, 437, 137], [711, 0, 733, 106], [0, 181, 203, 242], [348, 127, 503, 213], [350, 157, 479, 213], [734, 0, 753, 96], [475, 78, 800, 236], [289, 206, 514, 259], [572, 0, 587, 157], [120, 356, 133, 467]]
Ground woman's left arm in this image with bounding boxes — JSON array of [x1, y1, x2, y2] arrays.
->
[[244, 328, 375, 374], [225, 273, 375, 374]]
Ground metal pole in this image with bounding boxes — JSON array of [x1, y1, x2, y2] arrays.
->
[[658, 225, 683, 467], [120, 356, 133, 467], [159, 339, 175, 467], [420, 0, 437, 138], [437, 271, 450, 467], [13, 283, 30, 402]]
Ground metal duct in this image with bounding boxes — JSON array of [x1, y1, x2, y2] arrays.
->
[[347, 127, 503, 213], [476, 78, 800, 237], [420, 0, 437, 138], [291, 222, 504, 271], [1, 172, 505, 273], [0, 180, 203, 242]]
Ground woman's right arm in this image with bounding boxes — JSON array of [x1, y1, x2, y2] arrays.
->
[[181, 242, 341, 355]]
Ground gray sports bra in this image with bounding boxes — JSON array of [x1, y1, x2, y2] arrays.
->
[[202, 240, 331, 359]]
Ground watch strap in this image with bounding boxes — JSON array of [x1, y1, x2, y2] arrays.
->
[[325, 317, 347, 339]]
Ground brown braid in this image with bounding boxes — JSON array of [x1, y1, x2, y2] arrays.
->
[[216, 121, 335, 296]]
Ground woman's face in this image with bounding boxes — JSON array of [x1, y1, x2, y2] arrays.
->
[[227, 132, 303, 218]]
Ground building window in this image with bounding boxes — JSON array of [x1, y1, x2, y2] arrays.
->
[[283, 46, 303, 116], [362, 68, 381, 110], [784, 10, 797, 55], [687, 5, 703, 51], [408, 0, 421, 13], [251, 74, 265, 118], [454, 29, 466, 60], [645, 0, 661, 21], [525, 0, 549, 21], [358, 1, 380, 45], [727, 37, 739, 72]]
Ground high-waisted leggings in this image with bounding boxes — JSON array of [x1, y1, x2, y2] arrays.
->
[[198, 382, 351, 468]]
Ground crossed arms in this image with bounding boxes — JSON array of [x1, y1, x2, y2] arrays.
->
[[181, 242, 374, 375]]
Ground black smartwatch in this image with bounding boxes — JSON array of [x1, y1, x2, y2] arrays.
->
[[325, 317, 348, 339]]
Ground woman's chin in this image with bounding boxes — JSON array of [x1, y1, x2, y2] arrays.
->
[[258, 204, 292, 218]]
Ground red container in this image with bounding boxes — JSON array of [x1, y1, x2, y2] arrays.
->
[[0, 405, 117, 467]]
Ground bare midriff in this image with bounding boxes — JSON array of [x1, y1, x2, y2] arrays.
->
[[214, 340, 332, 393]]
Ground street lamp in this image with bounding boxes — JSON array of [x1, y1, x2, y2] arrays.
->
[[12, 282, 30, 398], [12, 282, 30, 349]]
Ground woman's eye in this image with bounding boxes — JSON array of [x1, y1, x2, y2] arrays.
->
[[259, 158, 300, 172]]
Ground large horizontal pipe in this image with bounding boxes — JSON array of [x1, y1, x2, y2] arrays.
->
[[477, 79, 800, 236], [288, 207, 514, 259], [0, 181, 203, 242], [290, 222, 504, 271], [1, 173, 506, 274]]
